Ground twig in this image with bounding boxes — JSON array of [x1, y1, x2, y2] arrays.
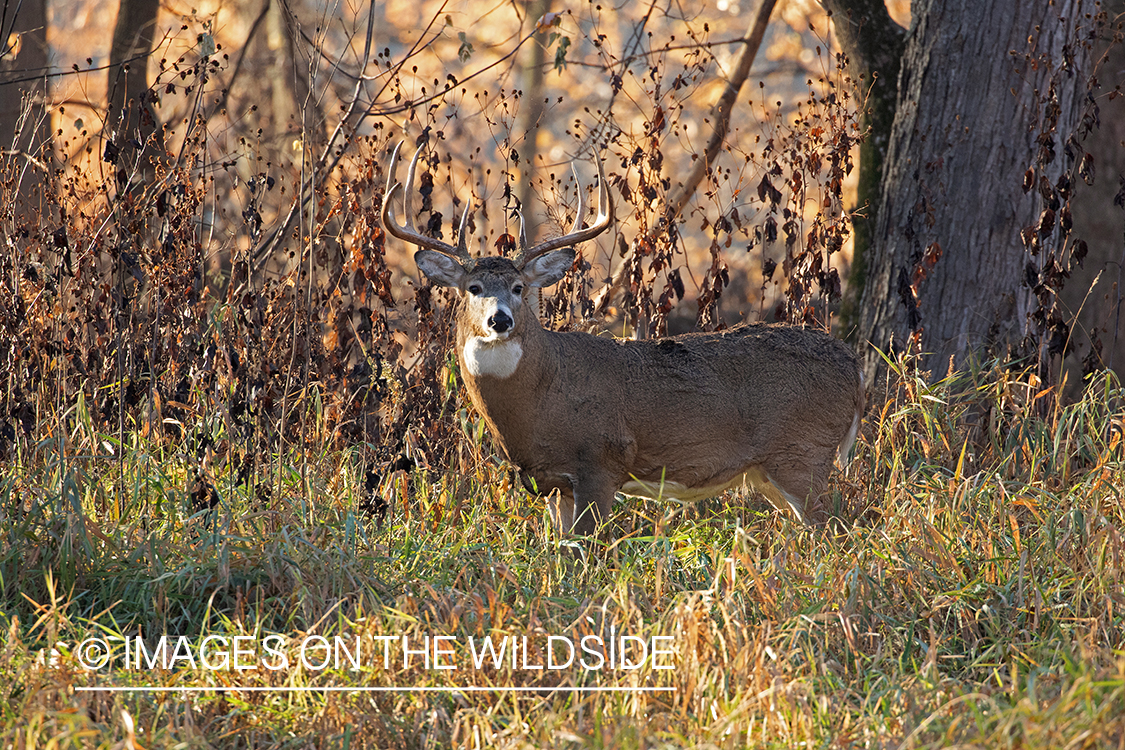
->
[[214, 0, 272, 117], [0, 148, 48, 172], [249, 1, 541, 270], [0, 51, 156, 87], [250, 0, 387, 270], [662, 0, 778, 221]]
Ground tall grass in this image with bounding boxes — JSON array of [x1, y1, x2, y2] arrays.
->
[[1, 358, 1122, 748]]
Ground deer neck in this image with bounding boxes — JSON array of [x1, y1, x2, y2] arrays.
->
[[457, 329, 548, 389], [460, 332, 524, 380], [456, 316, 551, 461], [456, 308, 548, 383]]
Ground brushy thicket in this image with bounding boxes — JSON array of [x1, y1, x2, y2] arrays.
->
[[0, 18, 863, 507], [0, 7, 1123, 750]]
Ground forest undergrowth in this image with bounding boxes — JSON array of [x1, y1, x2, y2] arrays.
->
[[1, 354, 1123, 749]]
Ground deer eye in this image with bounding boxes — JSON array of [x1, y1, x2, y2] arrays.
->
[[467, 283, 482, 296], [511, 283, 524, 295]]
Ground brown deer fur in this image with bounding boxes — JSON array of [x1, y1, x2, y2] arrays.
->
[[383, 144, 864, 538]]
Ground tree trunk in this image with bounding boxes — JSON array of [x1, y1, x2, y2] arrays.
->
[[858, 0, 1089, 380], [1062, 0, 1125, 385], [0, 0, 49, 209], [516, 0, 551, 245], [820, 0, 905, 333], [107, 0, 163, 195], [108, 0, 161, 144]]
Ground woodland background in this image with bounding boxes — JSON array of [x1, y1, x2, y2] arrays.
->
[[0, 0, 1123, 747], [0, 0, 1122, 469]]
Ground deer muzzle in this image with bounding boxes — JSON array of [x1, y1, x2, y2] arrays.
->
[[488, 310, 513, 334]]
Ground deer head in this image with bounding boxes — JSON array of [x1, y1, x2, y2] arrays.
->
[[381, 141, 613, 377]]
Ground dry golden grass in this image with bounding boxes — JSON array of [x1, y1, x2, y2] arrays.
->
[[1, 359, 1122, 748]]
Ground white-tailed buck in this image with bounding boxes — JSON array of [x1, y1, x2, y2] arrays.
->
[[383, 142, 864, 537]]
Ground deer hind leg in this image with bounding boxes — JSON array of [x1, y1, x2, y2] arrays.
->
[[748, 455, 834, 525]]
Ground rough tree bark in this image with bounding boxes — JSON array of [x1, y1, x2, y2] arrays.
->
[[849, 0, 1091, 380]]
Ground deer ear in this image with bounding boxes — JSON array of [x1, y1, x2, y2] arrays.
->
[[521, 248, 576, 288], [415, 250, 466, 288]]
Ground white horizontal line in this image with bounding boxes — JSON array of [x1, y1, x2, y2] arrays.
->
[[76, 685, 675, 693]]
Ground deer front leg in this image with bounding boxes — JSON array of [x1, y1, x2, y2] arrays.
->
[[570, 471, 615, 536], [547, 487, 575, 534]]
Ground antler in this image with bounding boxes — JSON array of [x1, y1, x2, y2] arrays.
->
[[515, 155, 614, 267], [382, 141, 473, 262]]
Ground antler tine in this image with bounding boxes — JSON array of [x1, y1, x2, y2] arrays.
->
[[516, 155, 614, 267], [455, 202, 472, 258], [571, 163, 586, 237], [403, 143, 421, 230], [381, 141, 472, 261], [517, 211, 527, 257], [384, 140, 405, 211]]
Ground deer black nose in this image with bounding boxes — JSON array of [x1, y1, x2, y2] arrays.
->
[[488, 310, 513, 333]]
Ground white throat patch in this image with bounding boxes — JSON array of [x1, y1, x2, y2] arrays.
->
[[463, 336, 523, 379]]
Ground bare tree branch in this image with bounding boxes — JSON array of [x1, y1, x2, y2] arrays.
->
[[592, 0, 777, 316], [213, 0, 271, 117], [664, 0, 777, 220], [249, 1, 542, 271]]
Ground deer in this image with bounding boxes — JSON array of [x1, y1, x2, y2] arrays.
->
[[382, 142, 865, 539]]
